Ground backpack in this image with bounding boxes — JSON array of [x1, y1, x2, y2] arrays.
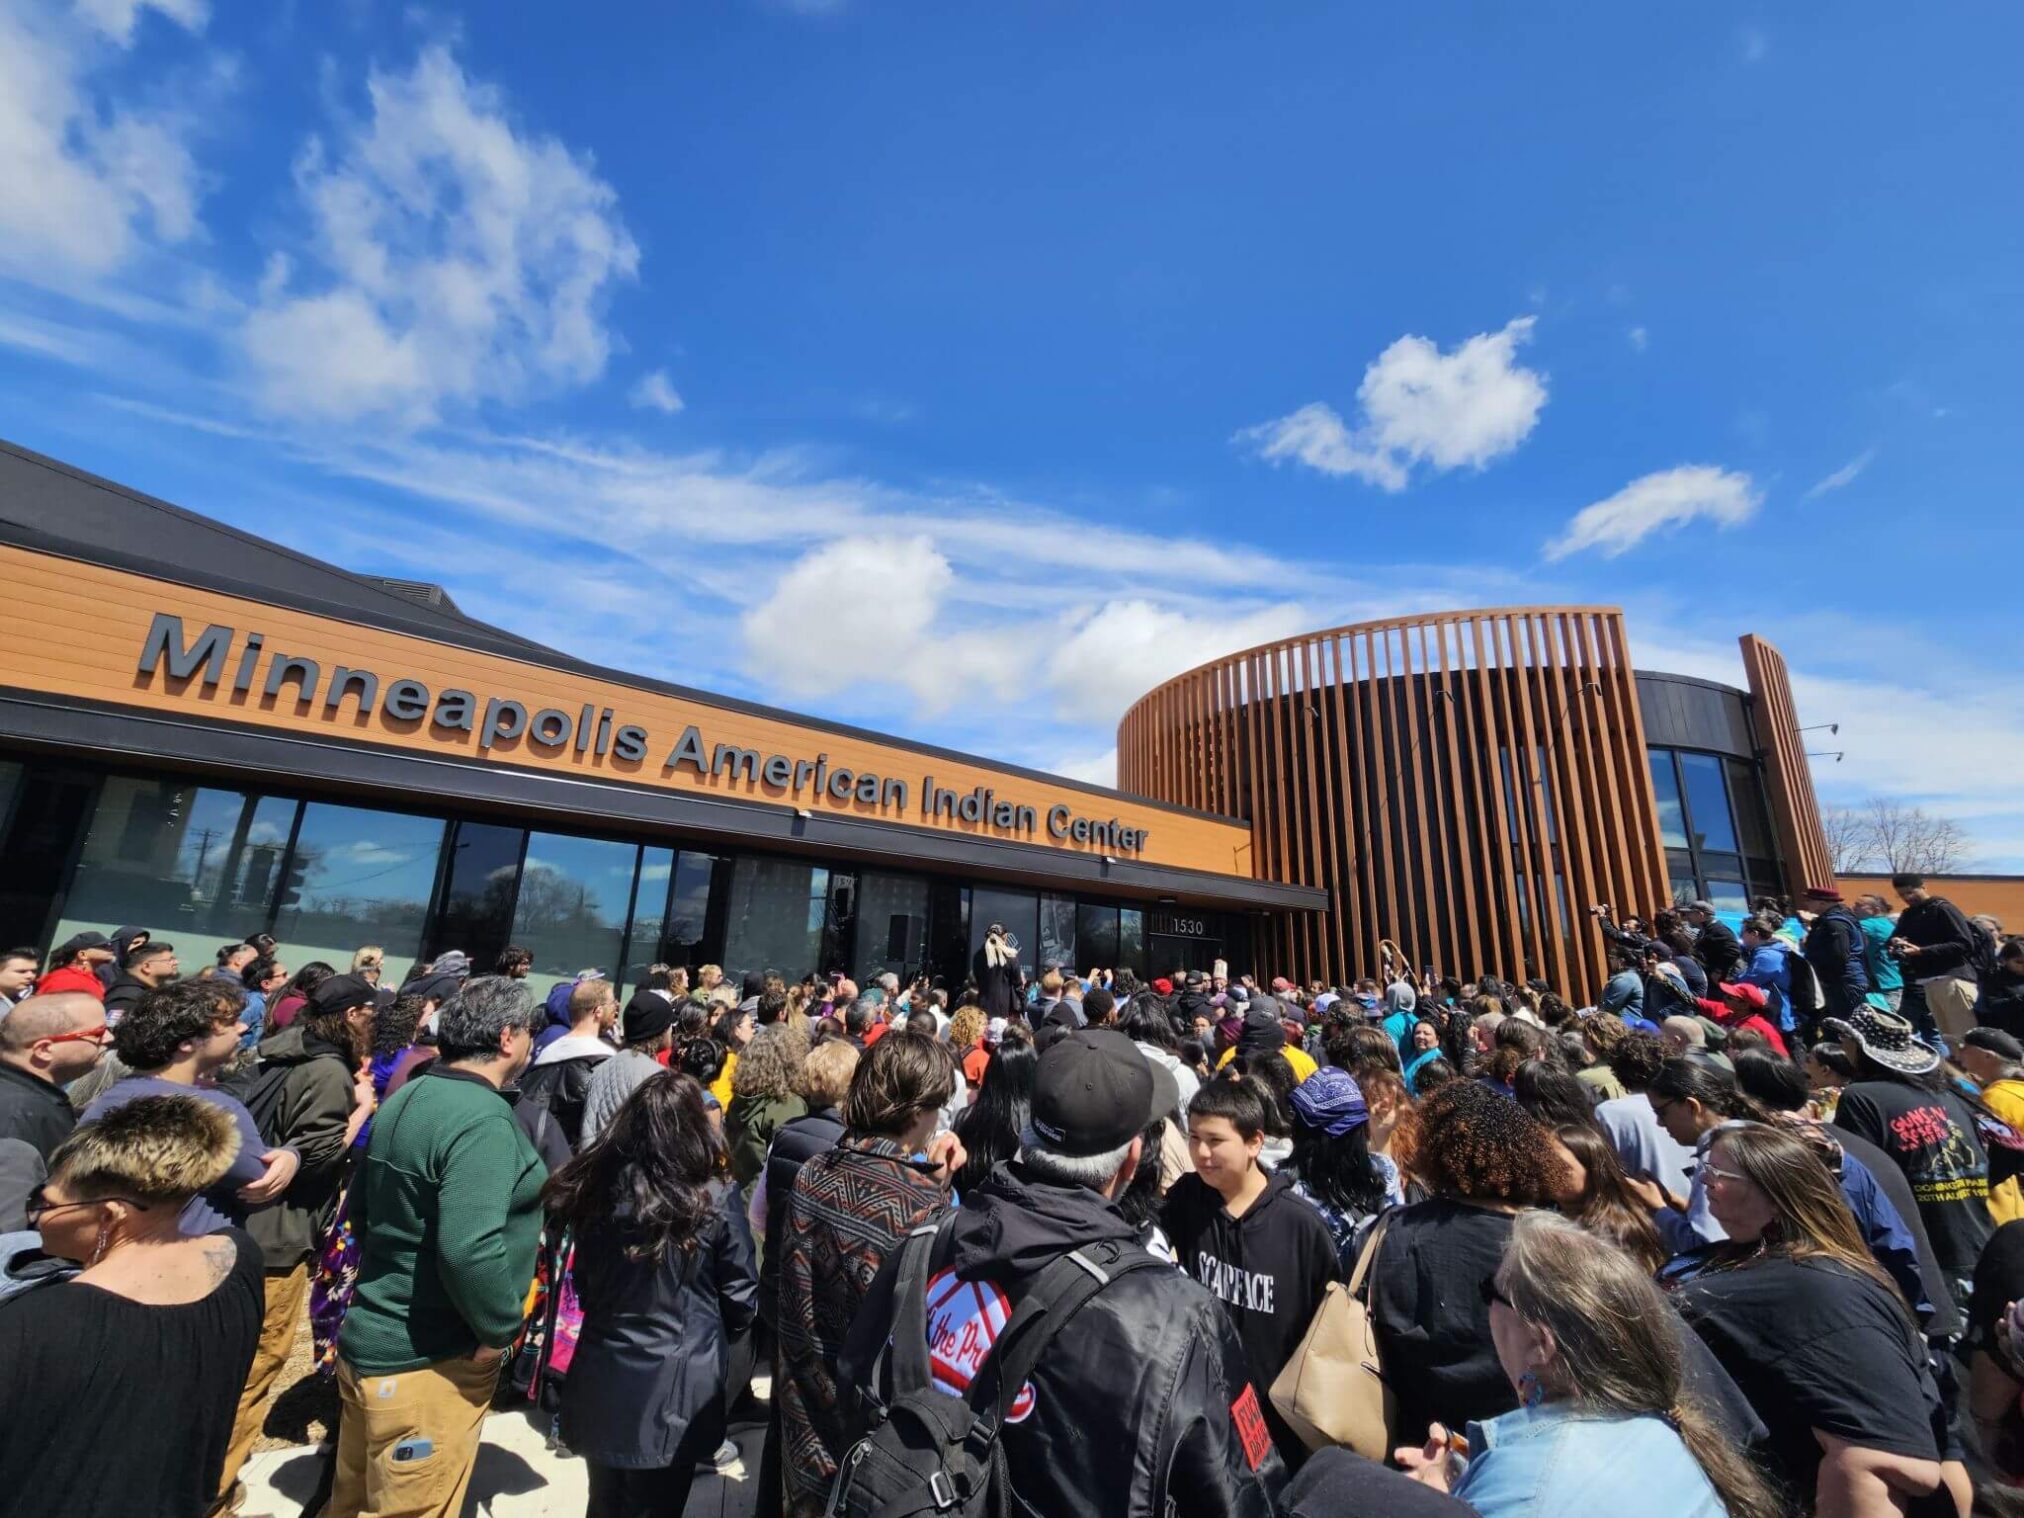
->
[[826, 1223, 1166, 1518], [1782, 943, 1824, 1032]]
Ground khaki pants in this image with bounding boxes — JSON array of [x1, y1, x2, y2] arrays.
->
[[1925, 975, 1981, 1040], [322, 1354, 499, 1518], [218, 1262, 311, 1497]]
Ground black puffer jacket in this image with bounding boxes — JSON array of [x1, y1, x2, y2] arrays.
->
[[560, 1181, 758, 1469], [840, 1162, 1283, 1517]]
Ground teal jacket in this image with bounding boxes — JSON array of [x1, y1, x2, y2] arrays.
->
[[339, 1063, 547, 1373], [1860, 915, 1905, 994]]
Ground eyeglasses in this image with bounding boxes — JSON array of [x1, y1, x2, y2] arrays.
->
[[42, 1024, 108, 1047], [24, 1185, 151, 1225], [1701, 1163, 1748, 1184], [1478, 1275, 1513, 1310]]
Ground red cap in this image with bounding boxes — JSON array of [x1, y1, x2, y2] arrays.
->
[[1270, 976, 1294, 992], [1802, 885, 1842, 903], [1153, 977, 1173, 996], [1718, 981, 1769, 1010]]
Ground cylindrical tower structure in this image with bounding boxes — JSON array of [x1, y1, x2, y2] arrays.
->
[[1117, 606, 1671, 996]]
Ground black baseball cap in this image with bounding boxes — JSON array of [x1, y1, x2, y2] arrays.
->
[[308, 973, 378, 1017], [55, 930, 111, 956], [1965, 1027, 2024, 1061], [1029, 1030, 1155, 1156]]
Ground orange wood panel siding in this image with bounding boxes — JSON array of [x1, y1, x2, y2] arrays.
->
[[1840, 876, 2024, 932], [0, 544, 1251, 875], [1739, 634, 1836, 892], [1118, 607, 1670, 997]]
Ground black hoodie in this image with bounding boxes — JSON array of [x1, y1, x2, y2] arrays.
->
[[841, 1162, 1282, 1517], [1159, 1167, 1338, 1464]]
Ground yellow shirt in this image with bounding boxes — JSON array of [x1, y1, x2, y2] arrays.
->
[[709, 1049, 739, 1110], [1216, 1042, 1319, 1083], [1984, 1078, 2024, 1226]]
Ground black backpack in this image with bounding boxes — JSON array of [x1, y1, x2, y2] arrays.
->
[[826, 1222, 1165, 1518]]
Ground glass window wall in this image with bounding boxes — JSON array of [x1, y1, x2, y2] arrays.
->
[[723, 856, 831, 985], [273, 802, 445, 987], [620, 846, 676, 992], [1677, 752, 1738, 853], [1038, 895, 1077, 975], [510, 831, 639, 1003], [1649, 752, 1688, 848], [1075, 902, 1119, 974], [969, 888, 1038, 992], [53, 777, 299, 956], [1117, 908, 1145, 979], [428, 821, 525, 972], [853, 871, 931, 982]]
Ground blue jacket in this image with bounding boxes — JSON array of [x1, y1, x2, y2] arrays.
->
[[1739, 942, 1792, 1026], [1454, 1403, 1725, 1518], [1600, 970, 1644, 1018]]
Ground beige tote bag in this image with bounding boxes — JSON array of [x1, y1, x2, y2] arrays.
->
[[1267, 1216, 1393, 1458]]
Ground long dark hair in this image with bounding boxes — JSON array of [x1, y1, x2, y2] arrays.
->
[[953, 1039, 1039, 1195], [543, 1072, 719, 1265], [1648, 1056, 1772, 1125], [1513, 1059, 1598, 1131], [1284, 1114, 1389, 1218], [1554, 1122, 1666, 1274]]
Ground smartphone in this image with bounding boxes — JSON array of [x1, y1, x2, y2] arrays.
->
[[391, 1438, 435, 1464]]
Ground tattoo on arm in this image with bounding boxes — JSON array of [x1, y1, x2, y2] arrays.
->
[[202, 1237, 237, 1288]]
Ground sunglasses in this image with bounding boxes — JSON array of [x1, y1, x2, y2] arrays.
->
[[43, 1024, 108, 1047], [24, 1185, 151, 1225], [1478, 1274, 1512, 1310]]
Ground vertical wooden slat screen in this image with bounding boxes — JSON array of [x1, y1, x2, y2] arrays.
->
[[1739, 634, 1836, 890], [1117, 606, 1670, 999]]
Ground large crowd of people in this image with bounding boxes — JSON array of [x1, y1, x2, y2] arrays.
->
[[2, 873, 2023, 1517]]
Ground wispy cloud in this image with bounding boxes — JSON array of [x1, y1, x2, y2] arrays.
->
[[1627, 325, 1648, 353], [1236, 317, 1547, 491], [628, 370, 683, 414], [1739, 26, 1769, 64], [1545, 465, 1760, 560], [1802, 447, 1876, 501]]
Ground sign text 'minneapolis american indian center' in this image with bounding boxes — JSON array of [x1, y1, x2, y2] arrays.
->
[[137, 613, 1152, 853]]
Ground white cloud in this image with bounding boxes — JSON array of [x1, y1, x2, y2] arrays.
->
[[1545, 465, 1760, 561], [629, 369, 684, 414], [1627, 325, 1648, 352], [1739, 26, 1769, 63], [1051, 748, 1118, 788], [0, 0, 208, 283], [1045, 599, 1315, 726], [739, 534, 1030, 714], [74, 0, 204, 43], [1803, 448, 1875, 501], [241, 44, 639, 423], [1237, 317, 1546, 490]]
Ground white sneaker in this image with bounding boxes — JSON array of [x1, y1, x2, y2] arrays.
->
[[709, 1439, 740, 1473]]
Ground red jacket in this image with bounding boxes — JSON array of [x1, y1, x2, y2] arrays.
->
[[31, 965, 105, 1001], [1695, 997, 1788, 1058]]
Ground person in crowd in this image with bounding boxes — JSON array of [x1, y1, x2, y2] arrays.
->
[[972, 923, 1024, 1019], [0, 947, 39, 1011], [1370, 1080, 1574, 1446], [1672, 1123, 1952, 1516], [240, 954, 290, 1049], [727, 1024, 808, 1190], [102, 939, 179, 1023], [519, 976, 617, 1152], [495, 945, 533, 980], [1383, 1212, 1779, 1518], [1829, 1006, 1991, 1308], [776, 1029, 964, 1515], [0, 993, 105, 1158], [1800, 887, 1873, 1025], [1552, 1121, 1668, 1273], [1738, 915, 1796, 1027], [710, 998, 756, 1107], [1120, 992, 1200, 1117], [1402, 1015, 1447, 1094], [1574, 1012, 1630, 1099], [327, 977, 548, 1518], [952, 1033, 1039, 1197], [1684, 900, 1744, 988], [1595, 1029, 1697, 1203], [216, 971, 377, 1501], [1512, 1058, 1598, 1131], [1978, 938, 2024, 1041], [265, 962, 333, 1032], [1891, 874, 1988, 1041], [33, 931, 113, 1000], [1215, 994, 1320, 1082], [79, 980, 298, 1232], [545, 1071, 757, 1516], [840, 1028, 1281, 1515], [1162, 1074, 1338, 1466], [1660, 1012, 1717, 1060], [1702, 981, 1788, 1056], [1851, 894, 1907, 1013], [947, 1003, 989, 1091], [1282, 1064, 1396, 1268], [1381, 978, 1420, 1052], [1957, 1027, 2024, 1226], [582, 990, 677, 1147], [1643, 1055, 1777, 1250], [0, 1095, 264, 1518], [1600, 949, 1646, 1022]]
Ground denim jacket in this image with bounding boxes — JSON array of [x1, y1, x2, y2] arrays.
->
[[1453, 1403, 1725, 1518]]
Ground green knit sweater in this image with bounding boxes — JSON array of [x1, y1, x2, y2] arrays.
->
[[338, 1064, 547, 1373]]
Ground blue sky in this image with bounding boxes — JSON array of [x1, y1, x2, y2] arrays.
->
[[4, 2, 2022, 861]]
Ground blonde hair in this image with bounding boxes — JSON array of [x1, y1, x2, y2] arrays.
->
[[351, 945, 384, 973], [948, 1006, 986, 1051], [796, 1038, 859, 1108], [50, 1093, 240, 1203], [1500, 1213, 1780, 1518]]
